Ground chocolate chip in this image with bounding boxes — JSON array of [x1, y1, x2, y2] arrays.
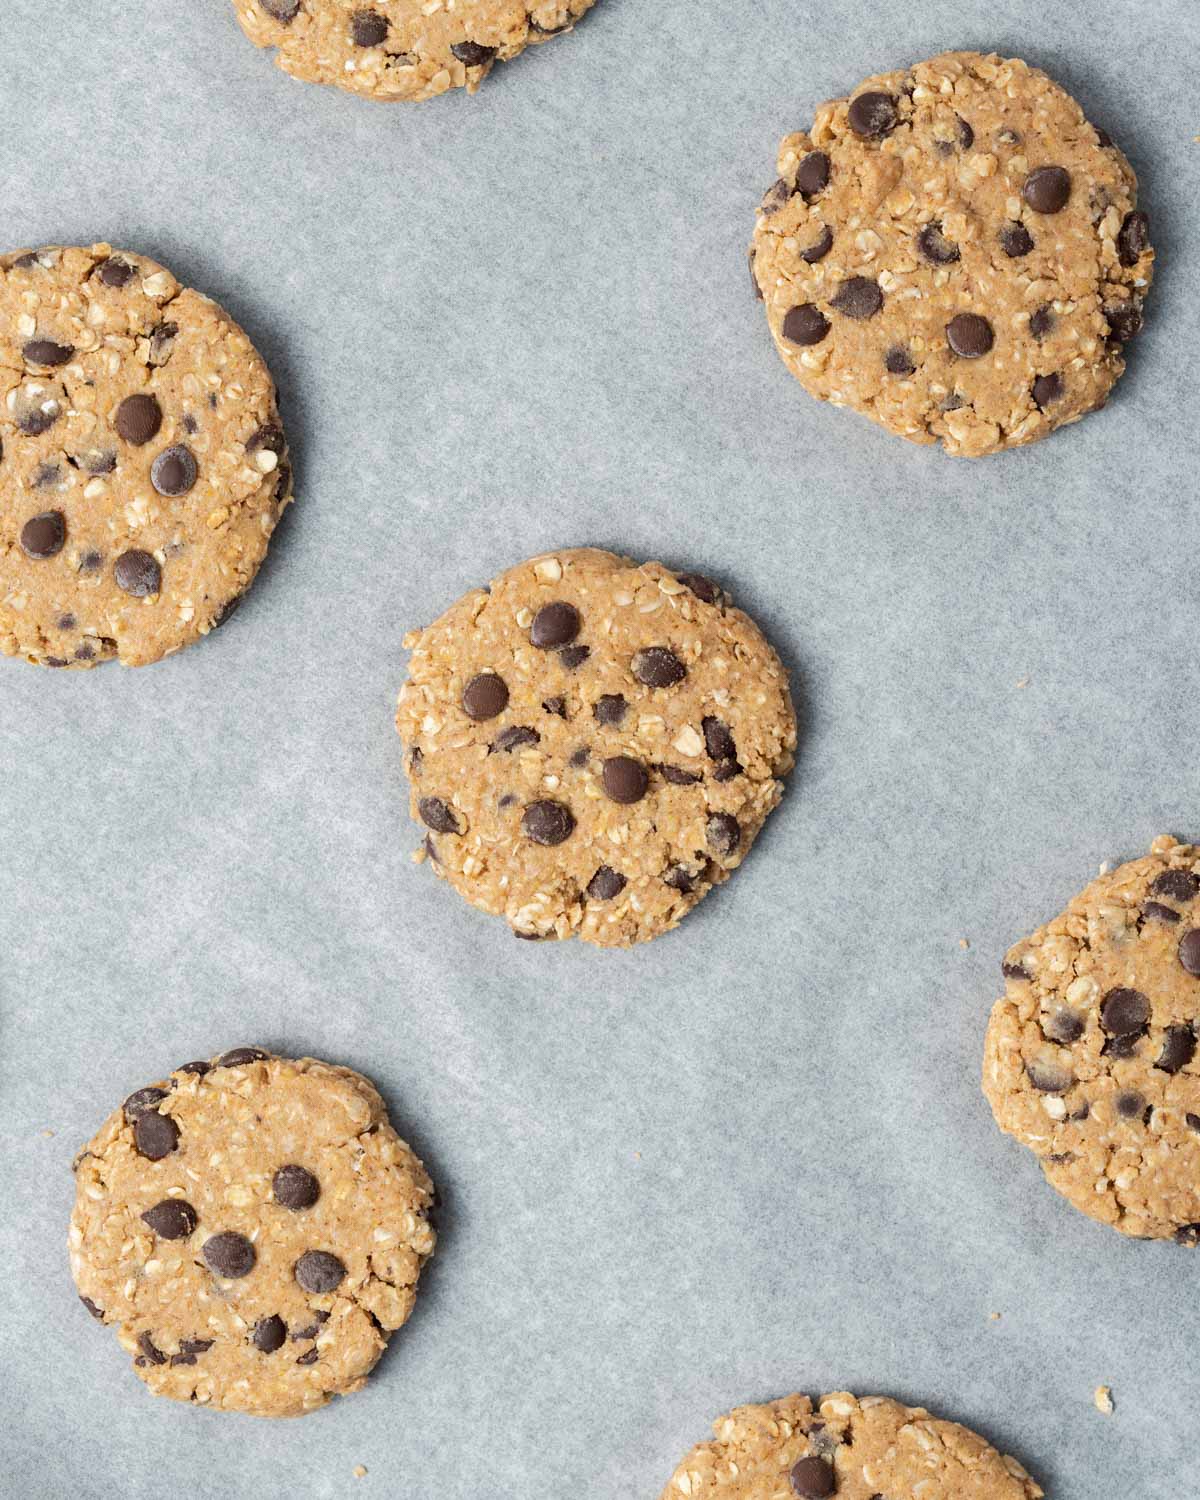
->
[[252, 1315, 287, 1353], [530, 601, 580, 649], [78, 449, 116, 475], [451, 40, 496, 66], [848, 91, 897, 138], [114, 393, 162, 446], [179, 1339, 214, 1358], [706, 813, 741, 856], [419, 797, 460, 834], [32, 461, 61, 489], [676, 573, 722, 605], [177, 1060, 211, 1076], [1044, 1007, 1084, 1045], [956, 114, 975, 149], [946, 313, 994, 358], [124, 1086, 170, 1121], [543, 696, 566, 718], [1143, 901, 1181, 925], [1023, 166, 1071, 213], [291, 1311, 329, 1341], [749, 247, 762, 300], [1029, 305, 1055, 340], [594, 694, 627, 726], [79, 549, 103, 572], [137, 1332, 167, 1366], [1101, 987, 1150, 1035], [114, 549, 161, 597], [1105, 300, 1143, 342], [134, 1111, 179, 1161], [273, 1165, 320, 1211], [658, 764, 701, 786], [1000, 223, 1034, 257], [884, 346, 915, 375], [558, 645, 590, 670], [663, 864, 696, 893], [1156, 1025, 1196, 1075], [800, 226, 834, 264], [98, 257, 135, 288], [351, 10, 389, 45], [632, 647, 686, 688], [74, 643, 95, 661], [1153, 869, 1199, 902], [1115, 1090, 1145, 1120], [203, 1232, 256, 1279], [702, 716, 736, 762], [782, 303, 829, 346], [1025, 1058, 1072, 1093], [57, 613, 75, 629], [1032, 373, 1063, 409], [22, 338, 73, 367], [262, 0, 300, 18], [602, 756, 649, 804], [219, 1047, 269, 1066], [462, 671, 509, 721], [796, 151, 830, 197], [790, 1455, 836, 1497], [1175, 1224, 1200, 1246], [1188, 1115, 1200, 1134], [761, 178, 791, 216], [522, 800, 575, 845], [19, 510, 65, 559], [830, 277, 882, 319], [1103, 1032, 1142, 1060], [150, 445, 197, 497], [247, 422, 286, 456], [296, 1347, 320, 1365], [917, 222, 960, 265], [147, 323, 178, 367], [568, 746, 590, 769], [1117, 210, 1150, 267], [141, 1199, 198, 1240], [493, 725, 540, 753], [81, 1296, 105, 1321], [294, 1249, 345, 1293], [587, 866, 627, 900]]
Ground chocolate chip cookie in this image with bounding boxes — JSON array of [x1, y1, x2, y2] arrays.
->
[[984, 835, 1200, 1243], [660, 1392, 1043, 1499], [232, 1, 596, 103], [751, 51, 1154, 457], [70, 1049, 435, 1416], [1, 244, 292, 668], [396, 549, 797, 947]]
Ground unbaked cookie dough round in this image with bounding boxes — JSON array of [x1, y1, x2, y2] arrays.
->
[[1, 244, 292, 668], [984, 835, 1200, 1244], [750, 51, 1154, 457], [396, 548, 797, 947], [660, 1392, 1043, 1499], [231, 0, 596, 103], [70, 1049, 436, 1417]]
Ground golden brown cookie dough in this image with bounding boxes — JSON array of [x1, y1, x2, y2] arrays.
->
[[231, 0, 596, 102], [984, 835, 1200, 1243], [1, 243, 291, 669], [70, 1048, 436, 1417], [751, 51, 1154, 457], [660, 1392, 1043, 1499], [396, 549, 797, 947]]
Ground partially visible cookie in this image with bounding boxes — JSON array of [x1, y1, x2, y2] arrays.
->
[[70, 1049, 436, 1417], [396, 548, 797, 947], [660, 1392, 1043, 1499], [1, 244, 292, 668], [751, 51, 1154, 457], [231, 1, 596, 102], [984, 835, 1200, 1243]]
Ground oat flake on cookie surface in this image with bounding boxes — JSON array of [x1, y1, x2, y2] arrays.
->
[[0, 244, 291, 668], [984, 835, 1200, 1244], [660, 1392, 1043, 1499], [71, 1049, 435, 1417], [751, 51, 1154, 457], [232, 0, 596, 102], [396, 548, 797, 948]]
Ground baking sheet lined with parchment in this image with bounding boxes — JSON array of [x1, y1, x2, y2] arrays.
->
[[1, 1, 1197, 1496]]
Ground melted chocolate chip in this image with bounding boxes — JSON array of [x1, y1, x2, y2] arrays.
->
[[262, 0, 300, 18], [522, 800, 575, 845], [123, 1087, 168, 1120], [294, 1249, 345, 1293], [946, 313, 994, 358], [1023, 166, 1071, 213], [594, 693, 628, 726], [587, 866, 627, 900], [830, 277, 882, 319], [203, 1232, 256, 1278], [917, 222, 960, 264], [848, 91, 897, 137], [706, 813, 741, 857], [782, 303, 829, 346], [296, 1347, 320, 1365], [1025, 1058, 1071, 1094], [663, 864, 696, 893], [530, 601, 580, 649], [631, 647, 686, 688], [141, 1199, 198, 1240], [602, 756, 649, 805], [462, 672, 509, 721], [273, 1165, 320, 1210], [113, 549, 161, 597], [81, 1296, 105, 1321], [1115, 1090, 1145, 1120], [1000, 223, 1034, 257], [114, 393, 162, 446], [1043, 1007, 1084, 1045], [419, 797, 460, 834], [291, 1311, 329, 1342], [542, 696, 566, 718]]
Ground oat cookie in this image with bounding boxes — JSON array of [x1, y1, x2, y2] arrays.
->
[[232, 0, 596, 102], [984, 836, 1200, 1243], [70, 1049, 435, 1417], [1, 244, 292, 668], [396, 548, 796, 947], [661, 1392, 1042, 1499], [751, 51, 1154, 457]]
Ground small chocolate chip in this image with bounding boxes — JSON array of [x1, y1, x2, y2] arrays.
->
[[1105, 300, 1143, 343], [81, 1296, 105, 1321], [56, 613, 76, 631], [134, 1111, 179, 1161], [522, 800, 575, 846], [800, 226, 834, 264], [761, 178, 791, 216], [790, 1455, 836, 1497], [795, 150, 830, 197], [219, 1047, 269, 1066], [179, 1338, 214, 1355], [1029, 305, 1055, 340], [22, 338, 73, 367], [137, 1332, 167, 1366], [1143, 901, 1181, 925], [97, 257, 135, 288], [123, 1087, 168, 1121], [848, 91, 897, 138], [114, 393, 162, 446], [1032, 373, 1063, 409], [542, 696, 566, 718], [19, 510, 65, 559], [1023, 166, 1071, 213], [1000, 223, 1034, 257], [462, 671, 509, 721], [294, 1249, 346, 1294], [1103, 1032, 1142, 1060], [1101, 987, 1150, 1035], [273, 1165, 320, 1211], [530, 601, 580, 649], [78, 449, 117, 475], [782, 303, 829, 346], [1043, 1007, 1084, 1045], [296, 1347, 320, 1365], [1115, 1090, 1145, 1120], [141, 1199, 198, 1240], [203, 1232, 256, 1278], [593, 694, 628, 727], [676, 573, 722, 605], [114, 549, 161, 597], [568, 746, 590, 769], [632, 647, 687, 688], [291, 1311, 329, 1342], [262, 0, 300, 18], [351, 10, 389, 46], [658, 764, 701, 786], [917, 222, 960, 265], [1025, 1058, 1072, 1094], [956, 114, 975, 149], [1156, 1025, 1196, 1075], [587, 866, 627, 900], [702, 716, 737, 762], [451, 39, 497, 66], [419, 797, 460, 834], [830, 277, 882, 319], [1153, 869, 1199, 902], [1117, 210, 1150, 267], [558, 645, 590, 670], [493, 725, 540, 753], [17, 403, 60, 437], [884, 346, 915, 375], [247, 423, 286, 456], [148, 323, 178, 367], [80, 549, 104, 572], [177, 1060, 211, 1076], [32, 461, 61, 489], [252, 1315, 288, 1353], [1187, 1114, 1200, 1134], [663, 864, 696, 893], [150, 445, 197, 497], [706, 813, 741, 857], [602, 756, 649, 805], [946, 313, 994, 358]]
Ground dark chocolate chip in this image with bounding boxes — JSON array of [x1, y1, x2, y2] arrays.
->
[[917, 222, 960, 265], [147, 323, 178, 367], [800, 227, 834, 264], [247, 422, 286, 456], [1117, 210, 1150, 267], [1143, 901, 1181, 925], [273, 1165, 320, 1211], [296, 1347, 320, 1365], [203, 1232, 256, 1279], [1023, 166, 1071, 213], [115, 393, 162, 446], [462, 671, 509, 721], [252, 1315, 288, 1353], [351, 10, 389, 46], [1025, 1058, 1072, 1093], [946, 313, 994, 358], [1004, 962, 1031, 983], [530, 601, 580, 649], [848, 91, 897, 138], [522, 800, 575, 846], [137, 1332, 167, 1366], [32, 461, 61, 489], [1152, 869, 1199, 902], [98, 257, 135, 288], [123, 1086, 169, 1121], [1115, 1090, 1144, 1120], [262, 0, 300, 18], [543, 696, 566, 718], [57, 614, 76, 632], [884, 346, 915, 375], [676, 573, 722, 605], [663, 864, 696, 893], [632, 647, 687, 688], [1103, 1032, 1142, 1060], [830, 277, 882, 319], [22, 338, 73, 367], [451, 40, 497, 66], [706, 813, 741, 856], [1180, 930, 1200, 977], [568, 746, 590, 769], [219, 1047, 269, 1066], [177, 1060, 211, 1076], [795, 151, 830, 197], [782, 303, 829, 346], [587, 866, 627, 900], [74, 643, 95, 661], [150, 445, 197, 497], [291, 1311, 329, 1342], [658, 764, 701, 786], [19, 510, 65, 559], [81, 1296, 105, 1321], [134, 1112, 179, 1161], [602, 756, 649, 805], [1105, 300, 1143, 343], [761, 178, 791, 216], [558, 645, 591, 670], [179, 1339, 215, 1360], [956, 114, 975, 149], [78, 449, 117, 475], [1043, 1007, 1084, 1045], [1032, 373, 1063, 409], [1187, 1114, 1200, 1134], [594, 694, 628, 726], [114, 549, 161, 597], [1101, 987, 1150, 1035], [493, 725, 540, 753], [17, 402, 60, 437], [1156, 1025, 1196, 1075], [790, 1455, 836, 1497], [141, 1199, 198, 1240], [419, 797, 460, 834], [1029, 304, 1054, 340], [294, 1249, 345, 1293], [702, 716, 737, 763], [1000, 223, 1034, 257], [80, 550, 104, 572]]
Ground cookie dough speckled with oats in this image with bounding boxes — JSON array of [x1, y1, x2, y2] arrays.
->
[[232, 0, 596, 102], [984, 835, 1200, 1244], [70, 1049, 435, 1417], [751, 51, 1154, 457], [660, 1392, 1043, 1499], [396, 549, 797, 947], [1, 245, 292, 668]]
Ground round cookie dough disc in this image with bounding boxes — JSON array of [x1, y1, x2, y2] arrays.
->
[[70, 1050, 436, 1417], [1, 244, 292, 668], [231, 0, 596, 103], [660, 1392, 1043, 1499], [751, 51, 1154, 457], [984, 835, 1200, 1243], [396, 548, 797, 948]]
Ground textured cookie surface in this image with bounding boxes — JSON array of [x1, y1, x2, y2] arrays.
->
[[751, 50, 1154, 457], [232, 0, 595, 102], [660, 1392, 1042, 1499], [984, 835, 1200, 1243], [1, 244, 291, 668], [396, 548, 796, 947], [71, 1050, 435, 1417]]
